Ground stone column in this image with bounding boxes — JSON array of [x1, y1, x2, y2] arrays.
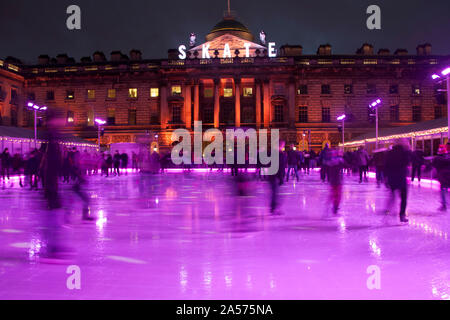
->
[[214, 78, 220, 128], [184, 83, 192, 129], [255, 81, 262, 129], [235, 78, 241, 127], [288, 79, 296, 128], [263, 79, 271, 128], [160, 83, 169, 129], [194, 81, 200, 123]]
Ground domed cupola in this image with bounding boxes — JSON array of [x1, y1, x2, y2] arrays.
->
[[206, 15, 254, 42]]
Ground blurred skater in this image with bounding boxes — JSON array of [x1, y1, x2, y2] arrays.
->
[[268, 140, 286, 215], [432, 143, 450, 211], [327, 149, 345, 215], [384, 139, 411, 223]]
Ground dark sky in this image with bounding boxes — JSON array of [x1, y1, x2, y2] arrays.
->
[[1, 0, 449, 64]]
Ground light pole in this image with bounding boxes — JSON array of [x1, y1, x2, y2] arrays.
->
[[337, 114, 346, 150], [369, 99, 382, 148], [432, 67, 450, 140], [27, 102, 47, 149], [95, 118, 106, 150]]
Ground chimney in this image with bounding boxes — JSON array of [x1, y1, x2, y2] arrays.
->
[[416, 45, 424, 56], [81, 56, 92, 63], [424, 43, 432, 55], [317, 44, 332, 55], [110, 51, 122, 62], [394, 49, 408, 55], [130, 49, 142, 61], [358, 43, 374, 55], [280, 45, 303, 57], [38, 54, 50, 65], [93, 51, 106, 62], [56, 54, 69, 65], [378, 48, 390, 55]]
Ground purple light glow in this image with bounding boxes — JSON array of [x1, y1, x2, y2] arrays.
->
[[442, 67, 450, 76], [337, 114, 346, 121], [27, 102, 34, 107], [95, 119, 106, 125], [432, 74, 441, 80]]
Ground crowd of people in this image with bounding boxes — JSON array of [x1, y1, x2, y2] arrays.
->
[[2, 118, 450, 261]]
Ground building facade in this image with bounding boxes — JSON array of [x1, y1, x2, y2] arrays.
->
[[0, 14, 449, 151]]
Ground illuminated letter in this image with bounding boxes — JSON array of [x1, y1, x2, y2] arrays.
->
[[66, 5, 81, 30], [366, 5, 381, 30], [268, 43, 277, 58], [171, 129, 192, 165], [178, 45, 187, 60], [66, 265, 81, 290], [203, 129, 224, 165], [223, 43, 232, 58], [366, 265, 381, 290], [202, 44, 211, 59], [244, 43, 251, 58]]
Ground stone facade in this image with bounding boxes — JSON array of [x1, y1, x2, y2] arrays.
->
[[0, 19, 449, 152]]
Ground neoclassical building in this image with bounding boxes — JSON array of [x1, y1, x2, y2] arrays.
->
[[0, 12, 449, 151]]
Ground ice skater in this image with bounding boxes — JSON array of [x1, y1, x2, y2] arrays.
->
[[268, 140, 286, 215], [326, 148, 345, 215], [432, 143, 450, 212], [384, 139, 411, 223]]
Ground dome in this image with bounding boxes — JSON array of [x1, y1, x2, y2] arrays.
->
[[206, 17, 254, 42]]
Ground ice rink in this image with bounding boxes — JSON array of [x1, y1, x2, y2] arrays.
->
[[0, 171, 449, 300]]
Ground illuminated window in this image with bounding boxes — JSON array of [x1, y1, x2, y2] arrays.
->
[[150, 88, 159, 98], [67, 111, 75, 125], [129, 88, 138, 99], [412, 85, 421, 95], [298, 85, 308, 95], [87, 89, 95, 100], [87, 109, 94, 126], [204, 88, 213, 98], [66, 90, 75, 100], [171, 86, 182, 96], [107, 89, 116, 99], [243, 87, 253, 97], [224, 88, 233, 97]]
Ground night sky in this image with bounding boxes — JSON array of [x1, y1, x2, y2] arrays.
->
[[1, 0, 449, 64]]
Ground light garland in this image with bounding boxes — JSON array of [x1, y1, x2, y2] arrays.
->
[[341, 126, 449, 147]]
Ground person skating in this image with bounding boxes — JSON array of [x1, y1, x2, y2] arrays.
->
[[356, 146, 369, 183], [384, 139, 411, 223], [326, 148, 345, 215], [1, 148, 11, 186], [372, 148, 387, 188], [432, 143, 450, 212], [411, 149, 425, 182], [286, 145, 300, 182], [268, 140, 287, 215], [121, 152, 129, 175], [113, 151, 121, 176]]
